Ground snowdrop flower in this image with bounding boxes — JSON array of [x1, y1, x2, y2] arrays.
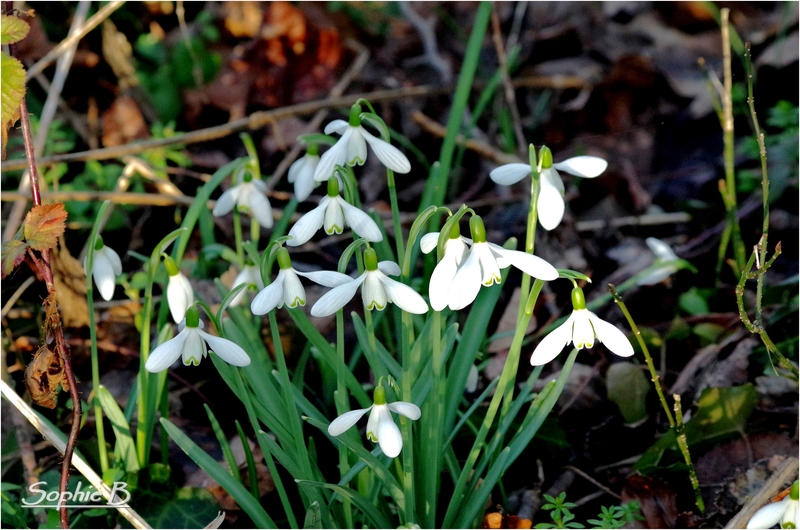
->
[[530, 287, 634, 366], [164, 256, 194, 323], [447, 216, 559, 311], [313, 103, 411, 182], [419, 225, 471, 311], [212, 168, 274, 228], [327, 384, 420, 458], [490, 147, 608, 231], [85, 236, 122, 301], [287, 177, 382, 246], [747, 481, 799, 529], [229, 262, 265, 307], [637, 237, 681, 286], [311, 248, 428, 317], [145, 306, 250, 372], [287, 145, 320, 202], [251, 248, 351, 314]]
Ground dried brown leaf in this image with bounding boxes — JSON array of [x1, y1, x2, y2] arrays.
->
[[23, 203, 67, 251]]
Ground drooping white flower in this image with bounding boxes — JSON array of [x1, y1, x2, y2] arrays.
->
[[229, 263, 265, 307], [327, 384, 420, 458], [420, 228, 471, 311], [637, 237, 681, 286], [490, 148, 608, 231], [287, 147, 320, 202], [447, 216, 559, 311], [287, 177, 383, 246], [212, 169, 274, 228], [250, 248, 351, 314], [164, 256, 194, 323], [145, 307, 251, 372], [311, 248, 428, 317], [530, 287, 634, 366], [84, 236, 122, 301], [747, 481, 799, 529], [313, 103, 411, 182]]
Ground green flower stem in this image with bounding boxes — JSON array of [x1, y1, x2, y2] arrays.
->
[[518, 145, 540, 319], [400, 308, 416, 525], [233, 207, 245, 268], [609, 284, 704, 514], [86, 200, 112, 473], [386, 169, 405, 265], [673, 394, 705, 514], [420, 309, 445, 528], [335, 309, 354, 529]]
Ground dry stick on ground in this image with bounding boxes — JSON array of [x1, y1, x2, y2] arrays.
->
[[724, 456, 799, 529], [490, 5, 527, 156]]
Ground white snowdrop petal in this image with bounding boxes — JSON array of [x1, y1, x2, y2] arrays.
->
[[377, 415, 404, 458], [637, 266, 676, 287], [247, 189, 274, 228], [314, 133, 348, 182], [645, 237, 678, 261], [340, 199, 383, 242], [291, 156, 319, 202], [212, 187, 238, 217], [489, 163, 530, 185], [474, 244, 502, 286], [448, 248, 482, 310], [345, 128, 368, 166], [250, 278, 285, 315], [747, 498, 788, 529], [530, 317, 574, 366], [537, 185, 565, 231], [323, 198, 346, 234], [200, 330, 251, 366], [553, 156, 607, 178], [287, 201, 327, 246], [572, 311, 596, 349], [167, 274, 194, 323], [541, 167, 566, 195], [145, 328, 190, 372], [324, 119, 350, 135], [281, 269, 306, 308], [93, 253, 117, 301], [428, 253, 459, 311], [361, 127, 411, 173], [181, 329, 206, 366], [362, 272, 388, 310], [379, 273, 428, 314], [420, 232, 440, 254], [102, 246, 123, 276], [589, 312, 634, 357], [387, 401, 421, 420], [488, 245, 559, 281], [295, 269, 352, 288], [377, 261, 401, 277], [310, 275, 365, 317], [327, 407, 371, 436]]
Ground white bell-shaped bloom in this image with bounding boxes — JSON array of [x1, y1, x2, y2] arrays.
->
[[287, 177, 382, 246], [311, 249, 428, 317], [420, 229, 471, 311], [251, 248, 351, 314], [212, 171, 274, 228], [327, 384, 420, 458], [229, 264, 265, 307], [164, 256, 194, 323], [747, 481, 799, 529], [145, 307, 250, 372], [447, 216, 558, 311], [530, 287, 634, 366], [84, 236, 122, 301], [637, 237, 681, 286], [287, 148, 320, 202], [489, 148, 607, 231], [313, 104, 411, 182]]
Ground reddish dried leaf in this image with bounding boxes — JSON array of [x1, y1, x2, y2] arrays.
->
[[23, 203, 67, 251], [1, 238, 27, 278], [24, 345, 67, 409]]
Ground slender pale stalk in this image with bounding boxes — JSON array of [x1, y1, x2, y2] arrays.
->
[[335, 309, 354, 528], [386, 169, 405, 264], [673, 394, 705, 514], [233, 207, 245, 268]]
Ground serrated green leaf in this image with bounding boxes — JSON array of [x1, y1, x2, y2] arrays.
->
[[1, 239, 27, 278], [1, 15, 29, 45], [1, 52, 25, 155], [23, 203, 67, 251]]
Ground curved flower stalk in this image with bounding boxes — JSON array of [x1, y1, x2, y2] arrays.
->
[[490, 147, 608, 231], [287, 177, 382, 246], [229, 262, 265, 307], [328, 383, 420, 458], [212, 167, 274, 228], [420, 226, 471, 311], [313, 103, 411, 183], [310, 248, 428, 317], [530, 287, 634, 366], [287, 145, 320, 202], [145, 307, 251, 372], [84, 236, 122, 301], [250, 247, 351, 314], [164, 255, 194, 323], [447, 216, 559, 311], [747, 481, 799, 529]]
